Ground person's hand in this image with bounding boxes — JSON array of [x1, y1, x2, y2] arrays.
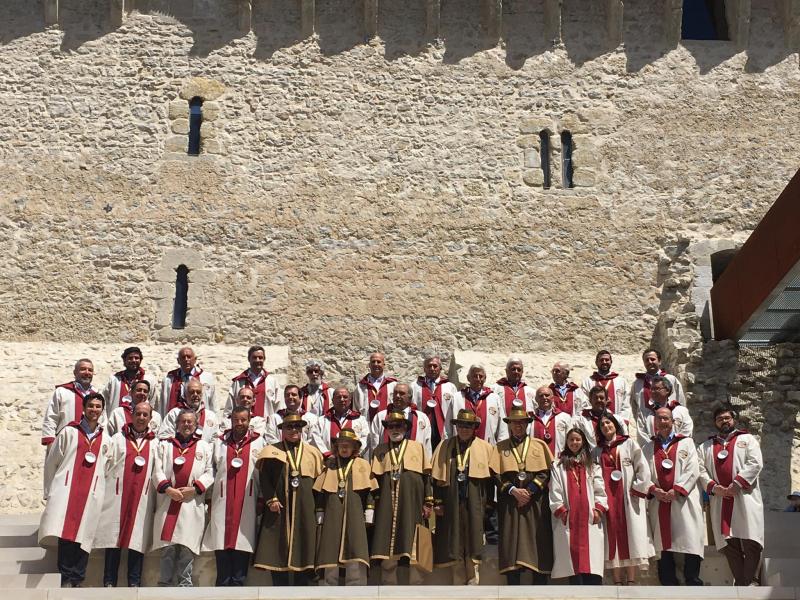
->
[[179, 487, 197, 502], [433, 505, 444, 517], [268, 499, 283, 513], [166, 487, 183, 502], [422, 504, 432, 519], [511, 487, 531, 508], [559, 510, 568, 525], [665, 489, 676, 502], [592, 509, 601, 524]]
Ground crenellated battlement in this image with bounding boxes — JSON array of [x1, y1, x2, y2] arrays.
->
[[33, 0, 800, 53]]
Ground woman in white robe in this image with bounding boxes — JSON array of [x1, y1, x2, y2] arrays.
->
[[549, 427, 607, 584]]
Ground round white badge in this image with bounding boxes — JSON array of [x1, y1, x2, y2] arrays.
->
[[426, 399, 437, 409], [661, 459, 674, 470], [512, 398, 523, 407], [121, 395, 132, 406], [231, 457, 243, 469], [391, 470, 401, 481], [717, 450, 729, 460], [195, 427, 204, 435], [290, 477, 300, 488], [370, 399, 380, 409], [134, 455, 146, 468], [174, 456, 186, 466], [517, 471, 526, 482], [457, 472, 467, 483], [610, 470, 623, 482], [84, 452, 97, 464]]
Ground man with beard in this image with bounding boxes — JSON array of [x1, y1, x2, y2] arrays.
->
[[581, 350, 631, 424], [354, 352, 397, 422], [632, 349, 685, 430], [530, 386, 572, 459], [489, 408, 553, 584], [42, 358, 103, 449], [573, 385, 629, 449], [369, 383, 432, 458], [370, 411, 433, 585], [160, 347, 216, 414], [431, 409, 493, 584], [159, 379, 220, 444], [107, 380, 161, 436], [254, 412, 324, 585], [493, 356, 534, 416], [549, 361, 587, 417], [411, 353, 459, 453], [265, 385, 318, 443], [95, 400, 158, 587], [311, 385, 369, 457], [299, 359, 334, 416], [221, 386, 268, 438], [635, 375, 692, 447], [226, 345, 280, 418], [698, 405, 764, 586], [103, 346, 158, 414], [202, 405, 267, 586]]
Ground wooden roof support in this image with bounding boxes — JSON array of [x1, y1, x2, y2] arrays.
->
[[44, 0, 58, 25], [426, 0, 440, 40], [364, 0, 378, 39], [544, 0, 562, 45]]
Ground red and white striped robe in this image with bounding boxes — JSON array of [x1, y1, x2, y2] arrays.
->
[[102, 368, 158, 415], [530, 409, 572, 458], [226, 370, 281, 418], [311, 409, 370, 457], [493, 378, 535, 416], [581, 372, 631, 422], [451, 387, 508, 445], [354, 375, 397, 422], [41, 382, 103, 446], [106, 403, 162, 437], [548, 381, 587, 417], [368, 406, 433, 459], [159, 367, 216, 415]]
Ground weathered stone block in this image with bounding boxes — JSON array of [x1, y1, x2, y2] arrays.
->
[[164, 135, 187, 153], [199, 121, 216, 139], [168, 100, 188, 120], [202, 101, 220, 121], [572, 168, 596, 187], [188, 269, 216, 284], [516, 135, 538, 148], [524, 149, 540, 169], [171, 118, 189, 135], [179, 77, 225, 101], [203, 139, 224, 154], [522, 170, 544, 187]]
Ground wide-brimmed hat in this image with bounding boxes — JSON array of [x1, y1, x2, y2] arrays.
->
[[788, 491, 800, 500], [382, 411, 410, 428], [277, 412, 307, 429], [333, 427, 362, 448], [503, 408, 533, 424], [451, 408, 481, 427]]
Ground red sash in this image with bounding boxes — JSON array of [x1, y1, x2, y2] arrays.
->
[[496, 378, 527, 415], [565, 462, 591, 574], [599, 435, 630, 560], [117, 427, 154, 548], [549, 382, 579, 415], [115, 368, 146, 403], [711, 430, 746, 537], [166, 368, 204, 414], [590, 372, 618, 413], [231, 370, 268, 417], [300, 382, 330, 414], [56, 382, 93, 426], [653, 435, 686, 550], [324, 408, 361, 443], [360, 375, 397, 420], [223, 432, 259, 549], [462, 388, 491, 441], [161, 437, 199, 542], [531, 410, 560, 455], [419, 376, 448, 439], [62, 423, 103, 541]]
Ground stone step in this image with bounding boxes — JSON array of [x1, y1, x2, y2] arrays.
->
[[0, 514, 40, 527], [0, 573, 61, 588], [0, 546, 49, 561]]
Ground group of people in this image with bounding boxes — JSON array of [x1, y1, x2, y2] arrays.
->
[[38, 345, 765, 589]]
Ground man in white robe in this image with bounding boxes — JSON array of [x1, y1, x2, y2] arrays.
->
[[635, 375, 692, 447], [41, 358, 102, 448], [265, 384, 318, 444], [369, 383, 432, 458], [202, 405, 267, 586], [39, 392, 110, 587], [631, 348, 685, 430], [642, 407, 704, 586], [451, 364, 508, 445], [95, 400, 158, 587], [221, 386, 268, 438], [354, 352, 397, 422], [102, 346, 158, 414], [299, 359, 334, 416], [411, 352, 459, 452], [698, 405, 764, 586], [159, 346, 216, 415], [492, 356, 535, 416], [530, 386, 572, 458], [225, 345, 281, 418], [152, 409, 214, 587], [311, 385, 369, 457], [581, 350, 632, 424], [107, 379, 162, 436], [159, 378, 220, 443], [549, 361, 587, 417]]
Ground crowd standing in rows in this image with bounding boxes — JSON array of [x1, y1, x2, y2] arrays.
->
[[38, 346, 764, 588]]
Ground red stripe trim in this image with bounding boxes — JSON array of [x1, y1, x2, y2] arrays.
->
[[734, 474, 751, 490], [673, 485, 688, 497], [61, 431, 101, 541], [42, 437, 55, 446], [117, 440, 150, 548]]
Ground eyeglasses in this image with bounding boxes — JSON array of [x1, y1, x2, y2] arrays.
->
[[284, 423, 304, 430], [385, 423, 406, 430]]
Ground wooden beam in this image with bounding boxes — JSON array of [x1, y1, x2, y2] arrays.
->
[[110, 0, 126, 27], [364, 0, 378, 38], [606, 0, 623, 47], [781, 0, 800, 48], [482, 0, 501, 41], [44, 0, 58, 25], [727, 0, 751, 49], [663, 0, 682, 47], [544, 0, 562, 44], [425, 0, 440, 40], [300, 0, 315, 37], [238, 0, 252, 33]]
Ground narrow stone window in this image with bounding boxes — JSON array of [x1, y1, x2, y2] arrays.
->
[[540, 130, 552, 190], [561, 131, 574, 189], [172, 265, 189, 329], [188, 97, 203, 156], [681, 0, 729, 40]]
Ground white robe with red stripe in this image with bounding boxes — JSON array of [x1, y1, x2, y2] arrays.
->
[[642, 434, 705, 557], [158, 406, 220, 444], [698, 431, 764, 550], [41, 382, 104, 447], [264, 411, 317, 444], [572, 410, 629, 450], [221, 415, 269, 439], [311, 410, 370, 457], [103, 369, 158, 415], [369, 407, 432, 459], [636, 403, 693, 448], [106, 405, 162, 437], [202, 432, 267, 552], [299, 383, 335, 417], [451, 388, 508, 445], [631, 371, 685, 438], [549, 460, 608, 578], [581, 373, 632, 423], [225, 370, 281, 418], [39, 423, 111, 552], [592, 436, 654, 566], [492, 379, 535, 416], [151, 437, 214, 555], [159, 367, 216, 415], [354, 375, 397, 422], [411, 376, 459, 442], [548, 381, 588, 417], [94, 427, 158, 553], [530, 410, 572, 458]]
